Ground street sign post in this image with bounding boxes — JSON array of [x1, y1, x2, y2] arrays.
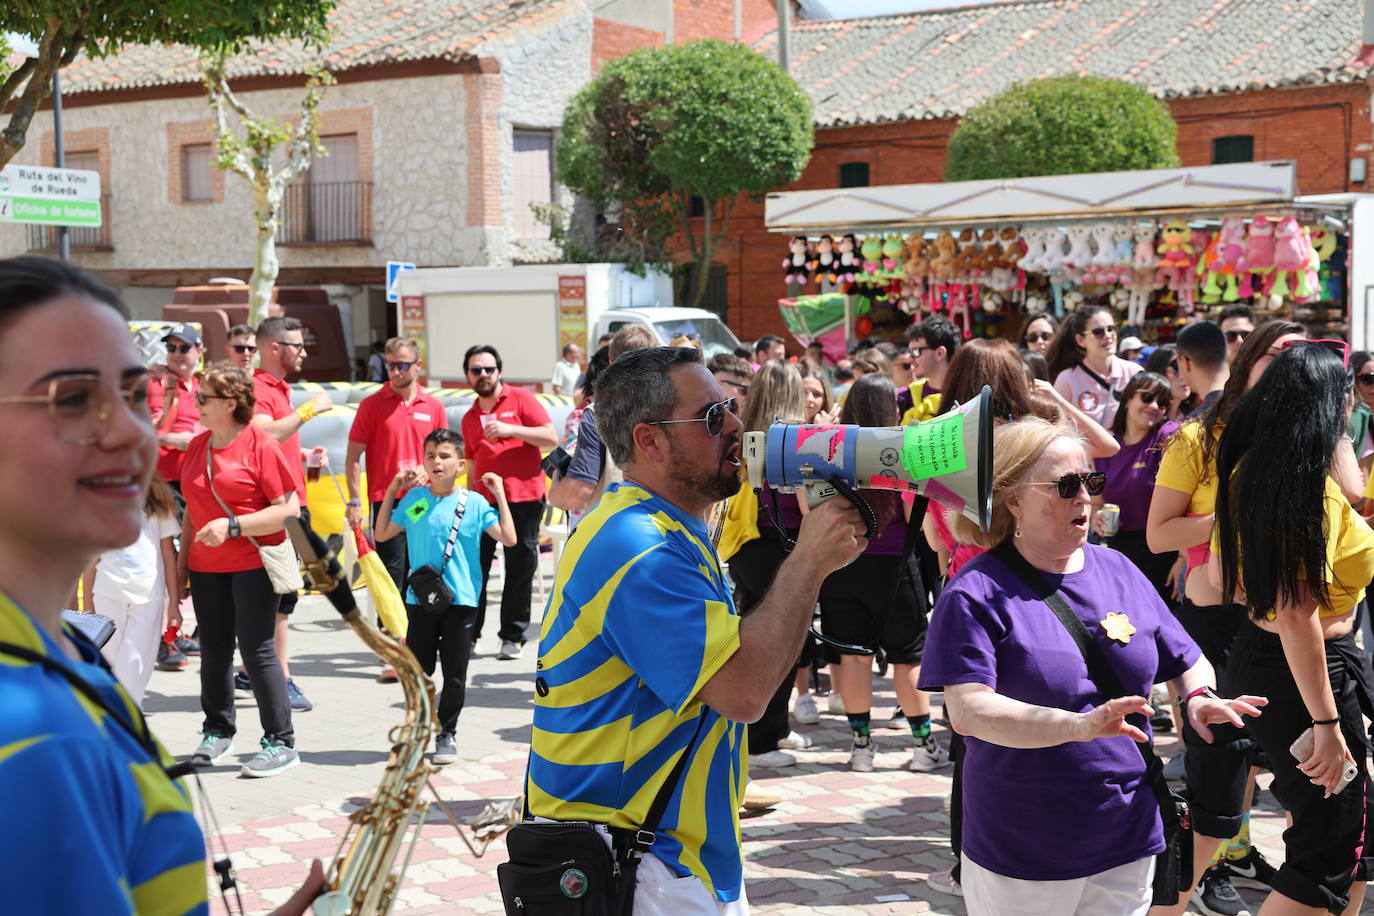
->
[[0, 165, 102, 227], [385, 261, 416, 303]]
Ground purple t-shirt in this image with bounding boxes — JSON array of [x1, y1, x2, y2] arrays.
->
[[757, 483, 803, 533], [918, 545, 1198, 880], [1095, 421, 1178, 532]]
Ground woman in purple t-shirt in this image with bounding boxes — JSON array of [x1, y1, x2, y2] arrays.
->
[[1093, 372, 1178, 603], [918, 418, 1263, 915]]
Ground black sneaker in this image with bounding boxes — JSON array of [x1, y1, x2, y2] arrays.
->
[[156, 639, 189, 671], [233, 671, 253, 698], [175, 633, 201, 655], [1191, 866, 1251, 916], [1224, 847, 1277, 891]]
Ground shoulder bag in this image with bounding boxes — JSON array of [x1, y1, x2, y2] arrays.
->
[[205, 447, 304, 595], [990, 541, 1192, 906], [1078, 360, 1124, 402], [408, 490, 468, 615]]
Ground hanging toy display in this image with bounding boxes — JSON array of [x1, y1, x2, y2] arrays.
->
[[900, 233, 929, 316], [783, 235, 811, 286], [1236, 215, 1275, 300], [811, 234, 837, 288]]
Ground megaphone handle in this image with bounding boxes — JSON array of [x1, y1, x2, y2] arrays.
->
[[823, 474, 878, 542]]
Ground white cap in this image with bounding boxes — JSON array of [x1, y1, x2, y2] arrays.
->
[[1117, 335, 1145, 355]]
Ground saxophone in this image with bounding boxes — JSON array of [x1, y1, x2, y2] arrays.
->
[[286, 519, 520, 916]]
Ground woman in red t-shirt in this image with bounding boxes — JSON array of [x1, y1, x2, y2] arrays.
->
[[177, 365, 301, 778]]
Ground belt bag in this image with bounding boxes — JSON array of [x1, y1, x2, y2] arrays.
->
[[410, 490, 467, 615], [205, 448, 303, 595], [992, 542, 1192, 906]]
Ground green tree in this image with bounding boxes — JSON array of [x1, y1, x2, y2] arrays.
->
[[0, 1, 332, 168], [558, 39, 813, 309], [944, 75, 1179, 181]]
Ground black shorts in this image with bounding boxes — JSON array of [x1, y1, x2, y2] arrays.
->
[[1222, 622, 1373, 913], [818, 553, 927, 664]]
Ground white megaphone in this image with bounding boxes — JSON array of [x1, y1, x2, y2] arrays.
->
[[743, 385, 993, 537]]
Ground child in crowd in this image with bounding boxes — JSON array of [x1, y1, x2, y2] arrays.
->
[[375, 428, 515, 765], [84, 472, 181, 706]]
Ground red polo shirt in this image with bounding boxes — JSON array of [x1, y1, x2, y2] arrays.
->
[[181, 425, 295, 573], [252, 369, 306, 502], [147, 372, 202, 482], [461, 384, 551, 504], [350, 384, 449, 504]]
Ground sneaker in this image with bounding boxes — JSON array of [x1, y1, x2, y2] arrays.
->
[[1224, 847, 1277, 891], [175, 633, 201, 655], [849, 739, 875, 772], [792, 693, 820, 725], [777, 730, 813, 751], [826, 692, 847, 714], [1191, 866, 1251, 916], [885, 712, 908, 730], [240, 738, 300, 778], [156, 639, 188, 671], [432, 732, 457, 765], [1163, 748, 1186, 781], [910, 736, 953, 772], [233, 671, 253, 698], [1151, 707, 1175, 734], [926, 867, 963, 897], [190, 733, 234, 766], [286, 679, 313, 712], [748, 749, 796, 768], [498, 640, 523, 661], [377, 667, 398, 684]]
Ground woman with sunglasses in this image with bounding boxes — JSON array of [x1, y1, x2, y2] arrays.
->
[[178, 364, 302, 777], [917, 417, 1259, 916], [1020, 311, 1058, 357], [1144, 345, 1196, 422], [1047, 305, 1142, 427], [1092, 372, 1177, 603], [0, 257, 321, 914], [1211, 342, 1374, 916]]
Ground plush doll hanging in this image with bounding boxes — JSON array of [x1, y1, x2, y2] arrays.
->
[[812, 234, 837, 286], [993, 226, 1022, 294], [856, 235, 884, 286], [1112, 223, 1135, 270], [880, 234, 906, 300], [836, 234, 861, 288], [1154, 218, 1194, 292], [1018, 227, 1045, 273], [1237, 216, 1275, 300], [1064, 224, 1095, 274], [1038, 227, 1068, 274], [1088, 222, 1118, 285], [1125, 222, 1157, 327], [1269, 216, 1307, 299], [783, 236, 811, 287], [901, 233, 929, 316]]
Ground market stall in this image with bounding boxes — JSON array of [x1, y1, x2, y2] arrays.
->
[[765, 161, 1374, 354]]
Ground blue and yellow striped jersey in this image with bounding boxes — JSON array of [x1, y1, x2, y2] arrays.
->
[[0, 593, 208, 915], [527, 483, 748, 902]]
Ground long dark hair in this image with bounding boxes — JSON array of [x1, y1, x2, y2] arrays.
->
[[1215, 345, 1347, 617], [1109, 372, 1172, 441], [838, 373, 901, 531], [1045, 305, 1113, 379], [936, 338, 1035, 422]]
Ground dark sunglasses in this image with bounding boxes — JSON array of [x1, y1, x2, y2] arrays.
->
[[1278, 337, 1351, 368], [898, 361, 914, 371], [386, 360, 417, 373], [908, 345, 930, 356], [1168, 359, 1180, 373], [1136, 389, 1166, 406], [230, 344, 257, 354], [1086, 326, 1116, 339], [648, 397, 739, 438], [1223, 329, 1250, 344], [468, 365, 499, 375], [1027, 471, 1108, 499], [165, 342, 196, 354], [1357, 373, 1374, 386], [1025, 331, 1053, 343], [194, 392, 230, 406], [719, 378, 750, 396]]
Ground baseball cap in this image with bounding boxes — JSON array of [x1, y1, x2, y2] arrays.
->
[[1117, 335, 1145, 355], [162, 323, 202, 348]]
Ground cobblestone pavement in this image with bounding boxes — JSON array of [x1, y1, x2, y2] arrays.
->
[[144, 560, 1373, 914]]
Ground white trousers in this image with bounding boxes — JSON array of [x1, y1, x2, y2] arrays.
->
[[93, 594, 164, 706], [961, 853, 1154, 916]]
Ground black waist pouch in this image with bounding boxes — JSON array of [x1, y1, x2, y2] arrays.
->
[[497, 821, 625, 914], [408, 563, 453, 615]]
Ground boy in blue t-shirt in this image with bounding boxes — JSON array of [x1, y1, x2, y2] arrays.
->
[[376, 428, 515, 763]]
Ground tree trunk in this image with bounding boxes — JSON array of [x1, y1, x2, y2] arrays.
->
[[685, 197, 716, 309], [248, 174, 282, 327]]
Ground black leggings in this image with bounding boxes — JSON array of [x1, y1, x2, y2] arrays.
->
[[191, 568, 292, 746], [405, 604, 477, 736], [729, 532, 796, 755], [476, 500, 545, 644]]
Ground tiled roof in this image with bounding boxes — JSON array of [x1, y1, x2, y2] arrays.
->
[[59, 0, 567, 96], [757, 0, 1368, 127]]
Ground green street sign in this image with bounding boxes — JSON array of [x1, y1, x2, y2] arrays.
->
[[0, 194, 102, 227]]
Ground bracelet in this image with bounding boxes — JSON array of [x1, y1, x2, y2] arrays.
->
[[1184, 685, 1218, 703], [295, 402, 318, 424], [1313, 716, 1341, 726], [227, 516, 241, 538], [347, 499, 362, 507]]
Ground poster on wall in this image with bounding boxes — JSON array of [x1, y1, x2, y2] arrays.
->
[[401, 295, 428, 385], [558, 276, 587, 352]]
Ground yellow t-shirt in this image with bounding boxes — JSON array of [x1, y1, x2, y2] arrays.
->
[[1153, 421, 1222, 516], [900, 380, 943, 426], [1211, 475, 1374, 618]]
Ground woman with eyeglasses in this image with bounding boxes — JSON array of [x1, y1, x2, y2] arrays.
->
[[1046, 305, 1142, 427], [0, 257, 321, 914], [1211, 342, 1374, 916], [178, 364, 303, 778], [917, 417, 1260, 916], [1020, 311, 1058, 357], [1092, 373, 1177, 604]]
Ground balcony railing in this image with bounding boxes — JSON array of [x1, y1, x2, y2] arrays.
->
[[26, 193, 114, 251], [279, 180, 372, 244]]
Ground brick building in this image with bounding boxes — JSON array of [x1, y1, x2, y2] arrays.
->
[[715, 0, 1374, 345]]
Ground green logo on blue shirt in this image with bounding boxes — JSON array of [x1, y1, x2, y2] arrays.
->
[[405, 499, 430, 523]]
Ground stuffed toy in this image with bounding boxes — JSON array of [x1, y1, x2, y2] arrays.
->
[[1307, 225, 1340, 300], [811, 234, 837, 286], [1038, 227, 1067, 274], [901, 233, 929, 315], [1154, 218, 1194, 299], [881, 234, 904, 277], [1199, 232, 1226, 303], [929, 230, 959, 282], [1112, 223, 1135, 268], [1269, 216, 1306, 299], [1176, 228, 1207, 313], [1018, 227, 1045, 273], [1125, 222, 1157, 326], [951, 228, 979, 283], [857, 235, 884, 286], [1237, 216, 1275, 299], [976, 228, 1000, 282], [836, 234, 861, 287], [1292, 225, 1321, 301], [1064, 224, 1094, 273], [783, 235, 810, 286]]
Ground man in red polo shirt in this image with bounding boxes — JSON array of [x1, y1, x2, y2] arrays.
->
[[249, 316, 333, 712], [460, 345, 557, 660], [346, 337, 449, 592], [147, 323, 205, 489]]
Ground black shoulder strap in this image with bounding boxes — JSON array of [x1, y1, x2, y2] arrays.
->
[[631, 711, 708, 853], [1077, 361, 1123, 401], [439, 490, 469, 566]]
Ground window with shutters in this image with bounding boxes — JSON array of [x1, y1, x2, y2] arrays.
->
[[280, 134, 372, 243], [513, 128, 555, 239], [182, 144, 213, 201], [1212, 136, 1254, 165], [839, 161, 870, 188]]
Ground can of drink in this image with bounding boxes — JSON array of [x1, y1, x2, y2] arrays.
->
[[306, 447, 325, 482], [1100, 503, 1121, 537]]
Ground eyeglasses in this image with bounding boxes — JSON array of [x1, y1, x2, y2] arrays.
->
[[1136, 390, 1166, 406], [1278, 337, 1351, 368], [719, 379, 750, 396], [165, 342, 197, 355], [1085, 326, 1116, 339], [467, 365, 499, 376], [1223, 329, 1251, 344], [230, 344, 257, 354], [0, 374, 151, 444], [278, 341, 306, 352], [1025, 331, 1053, 343], [1357, 373, 1374, 386], [1026, 471, 1108, 499], [908, 346, 929, 356], [898, 361, 914, 371], [386, 360, 417, 373], [194, 392, 232, 406], [647, 397, 739, 438]]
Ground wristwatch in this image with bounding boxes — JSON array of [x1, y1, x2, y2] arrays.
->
[[227, 516, 241, 538], [1181, 685, 1218, 712]]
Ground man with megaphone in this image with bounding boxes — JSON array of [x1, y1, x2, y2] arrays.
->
[[515, 346, 868, 915]]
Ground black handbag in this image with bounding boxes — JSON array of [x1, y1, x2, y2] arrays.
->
[[991, 542, 1193, 906], [498, 714, 706, 914], [409, 490, 467, 615]]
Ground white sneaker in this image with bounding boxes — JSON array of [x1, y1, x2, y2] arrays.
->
[[849, 740, 875, 772], [827, 692, 847, 714], [749, 749, 796, 768], [927, 867, 963, 897], [910, 736, 953, 772], [777, 730, 813, 750], [792, 693, 820, 725], [498, 640, 523, 660]]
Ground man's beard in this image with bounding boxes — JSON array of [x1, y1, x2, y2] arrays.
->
[[473, 376, 497, 396], [667, 445, 742, 503]]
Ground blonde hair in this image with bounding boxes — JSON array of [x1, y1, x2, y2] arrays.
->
[[949, 416, 1086, 548], [385, 336, 419, 357], [740, 359, 805, 433]]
